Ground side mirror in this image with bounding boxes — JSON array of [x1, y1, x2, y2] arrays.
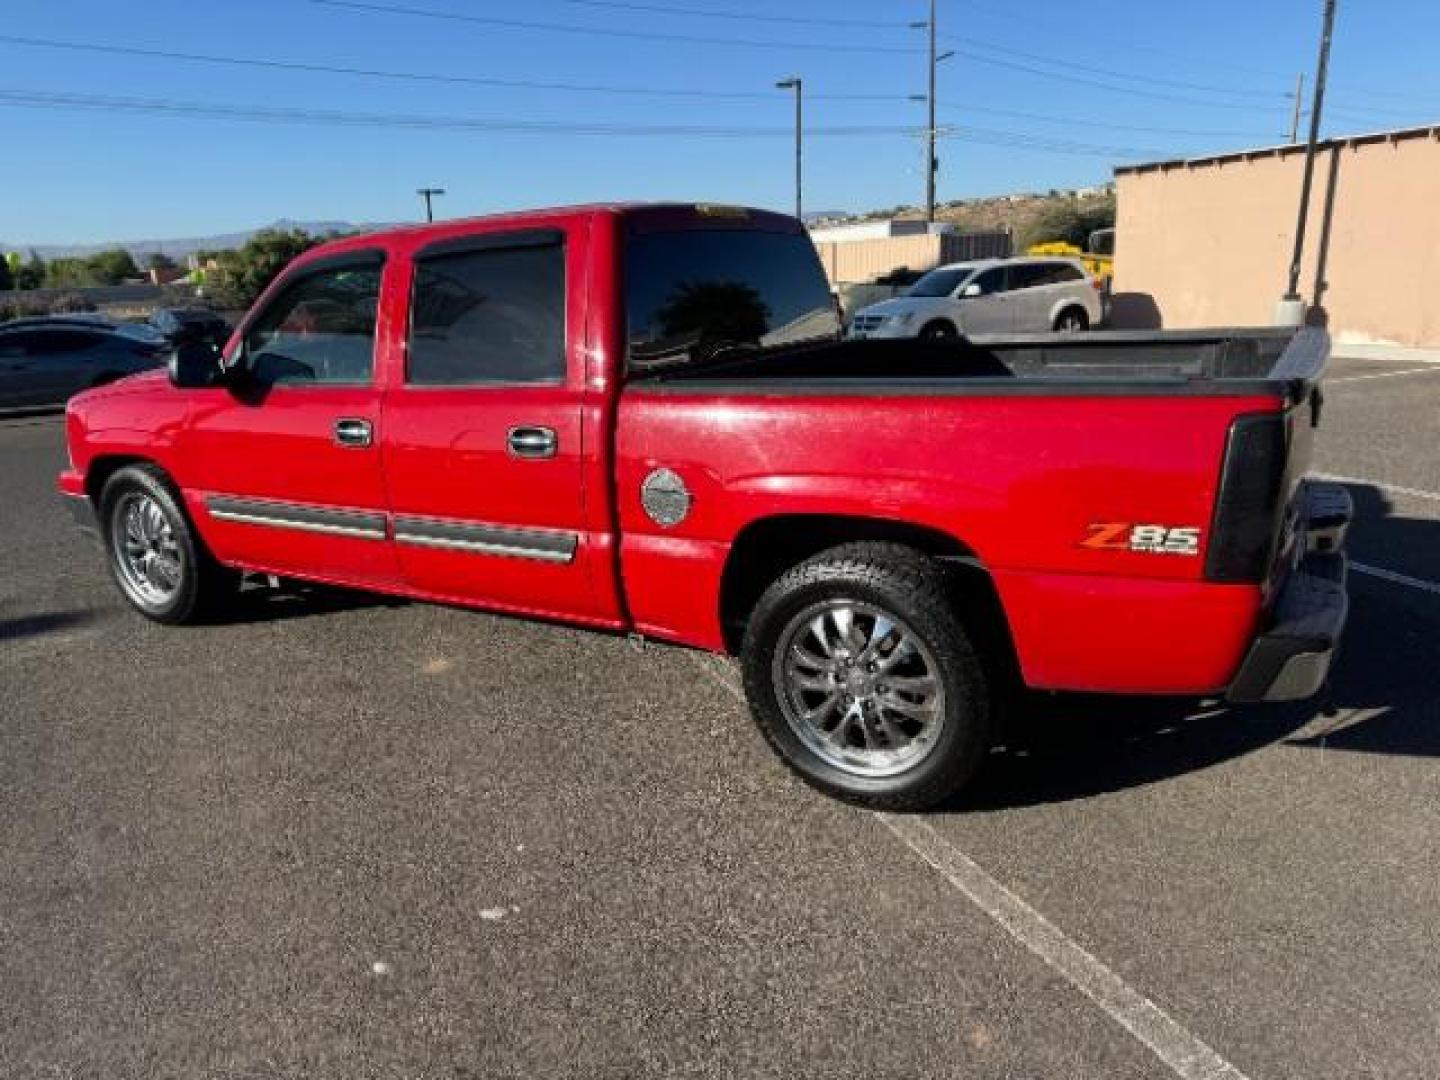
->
[[168, 339, 225, 389], [961, 283, 983, 298]]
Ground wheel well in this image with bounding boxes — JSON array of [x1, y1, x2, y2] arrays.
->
[[921, 319, 957, 336], [84, 454, 158, 505], [1054, 305, 1089, 328], [718, 514, 1012, 659]]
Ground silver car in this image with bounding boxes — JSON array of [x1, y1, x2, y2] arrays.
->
[[847, 257, 1103, 340]]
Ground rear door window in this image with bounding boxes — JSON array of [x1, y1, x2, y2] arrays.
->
[[1009, 264, 1056, 291], [407, 235, 567, 386], [968, 267, 1009, 295]]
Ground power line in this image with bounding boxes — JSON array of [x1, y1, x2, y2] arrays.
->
[[0, 87, 1211, 160], [0, 33, 910, 102], [0, 87, 921, 138], [940, 34, 1288, 100], [302, 0, 923, 53], [938, 101, 1271, 141], [931, 44, 1292, 110], [541, 0, 908, 29], [946, 0, 1294, 80], [938, 125, 1170, 160]]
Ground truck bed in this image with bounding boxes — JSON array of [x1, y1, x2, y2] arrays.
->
[[635, 326, 1328, 403]]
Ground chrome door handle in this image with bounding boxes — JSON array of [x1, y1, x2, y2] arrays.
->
[[334, 418, 373, 448], [507, 425, 557, 459]]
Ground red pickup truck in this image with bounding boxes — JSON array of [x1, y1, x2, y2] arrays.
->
[[59, 203, 1350, 809]]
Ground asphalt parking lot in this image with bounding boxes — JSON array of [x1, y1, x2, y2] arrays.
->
[[2, 352, 1437, 1080]]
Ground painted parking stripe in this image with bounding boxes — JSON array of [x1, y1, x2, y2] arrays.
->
[[1325, 367, 1440, 384], [1352, 562, 1440, 597], [878, 815, 1249, 1080], [1309, 472, 1440, 503], [692, 653, 1249, 1080]]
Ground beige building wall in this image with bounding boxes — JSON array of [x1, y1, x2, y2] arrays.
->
[[1113, 128, 1440, 346], [813, 234, 943, 285]]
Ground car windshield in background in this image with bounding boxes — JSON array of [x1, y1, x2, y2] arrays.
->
[[907, 266, 976, 298], [626, 228, 840, 373]]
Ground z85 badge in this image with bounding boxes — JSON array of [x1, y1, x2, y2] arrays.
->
[[1081, 523, 1201, 556]]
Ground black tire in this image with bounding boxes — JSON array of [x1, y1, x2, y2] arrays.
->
[[1054, 307, 1089, 332], [741, 543, 992, 810], [919, 320, 959, 341], [99, 464, 237, 624]]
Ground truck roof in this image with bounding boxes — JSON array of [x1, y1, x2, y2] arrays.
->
[[301, 202, 798, 261]]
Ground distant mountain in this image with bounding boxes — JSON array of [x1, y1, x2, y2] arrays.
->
[[2, 219, 393, 261]]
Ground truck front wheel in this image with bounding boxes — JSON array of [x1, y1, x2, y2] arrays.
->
[[740, 543, 992, 810], [99, 464, 237, 624]]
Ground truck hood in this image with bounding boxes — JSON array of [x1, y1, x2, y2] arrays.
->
[[72, 366, 170, 404], [856, 296, 953, 319]]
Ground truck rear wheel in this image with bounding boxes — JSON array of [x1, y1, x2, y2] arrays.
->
[[740, 543, 992, 810], [99, 464, 236, 625]]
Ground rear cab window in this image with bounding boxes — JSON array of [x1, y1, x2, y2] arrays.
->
[[624, 209, 840, 376]]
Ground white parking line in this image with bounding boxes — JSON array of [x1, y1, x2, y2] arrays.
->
[[1353, 562, 1440, 597], [1309, 472, 1440, 503], [693, 653, 1249, 1080], [1325, 367, 1440, 385], [878, 815, 1249, 1080]]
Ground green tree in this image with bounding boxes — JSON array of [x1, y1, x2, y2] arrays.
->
[[1019, 195, 1116, 251], [16, 251, 46, 290], [206, 229, 322, 308], [146, 252, 178, 273], [0, 255, 12, 292], [44, 256, 95, 288], [86, 248, 141, 285]]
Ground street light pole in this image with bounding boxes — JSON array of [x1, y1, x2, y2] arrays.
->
[[1284, 0, 1338, 305], [776, 77, 803, 221], [417, 187, 446, 223]]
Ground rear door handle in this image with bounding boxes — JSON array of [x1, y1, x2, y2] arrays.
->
[[507, 425, 557, 459], [334, 418, 373, 448]]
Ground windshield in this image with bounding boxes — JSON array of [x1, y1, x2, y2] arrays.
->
[[906, 266, 976, 298], [626, 228, 840, 373]]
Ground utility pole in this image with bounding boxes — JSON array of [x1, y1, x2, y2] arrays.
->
[[417, 187, 446, 223], [911, 3, 954, 224], [926, 0, 937, 223], [1282, 0, 1338, 309], [1289, 72, 1306, 143], [776, 77, 803, 221]]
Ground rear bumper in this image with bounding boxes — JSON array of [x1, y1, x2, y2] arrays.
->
[[1226, 483, 1352, 703]]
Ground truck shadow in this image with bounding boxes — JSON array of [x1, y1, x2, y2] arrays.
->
[[951, 481, 1438, 812], [215, 578, 410, 625], [0, 608, 95, 643]]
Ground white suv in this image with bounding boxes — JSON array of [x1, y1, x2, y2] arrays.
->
[[847, 257, 1102, 340]]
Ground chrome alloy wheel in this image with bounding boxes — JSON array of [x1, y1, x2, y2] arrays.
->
[[772, 600, 946, 778], [111, 491, 184, 606]]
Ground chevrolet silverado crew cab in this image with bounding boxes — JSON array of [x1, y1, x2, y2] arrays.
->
[[59, 203, 1350, 810]]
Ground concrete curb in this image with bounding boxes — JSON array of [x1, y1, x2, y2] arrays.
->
[[1332, 343, 1440, 364]]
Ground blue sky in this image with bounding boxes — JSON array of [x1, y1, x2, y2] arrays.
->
[[3, 0, 1438, 244]]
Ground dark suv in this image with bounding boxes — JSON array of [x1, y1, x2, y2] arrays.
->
[[0, 317, 167, 411]]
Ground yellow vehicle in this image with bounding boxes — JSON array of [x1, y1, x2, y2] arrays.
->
[[1028, 227, 1114, 286]]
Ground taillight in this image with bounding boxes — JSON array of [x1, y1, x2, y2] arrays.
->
[[1204, 412, 1289, 582]]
